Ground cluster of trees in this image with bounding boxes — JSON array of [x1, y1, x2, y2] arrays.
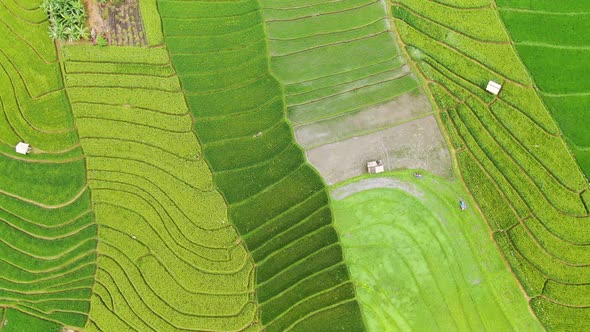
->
[[42, 0, 88, 41]]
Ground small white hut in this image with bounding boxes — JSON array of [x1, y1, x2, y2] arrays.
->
[[367, 160, 384, 174], [486, 81, 502, 95], [15, 142, 31, 155]]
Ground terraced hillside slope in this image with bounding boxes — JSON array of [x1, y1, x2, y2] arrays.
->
[[332, 171, 542, 331], [496, 0, 590, 179], [0, 0, 96, 329], [260, 0, 452, 184], [391, 0, 590, 329], [157, 0, 366, 330], [62, 46, 258, 331]]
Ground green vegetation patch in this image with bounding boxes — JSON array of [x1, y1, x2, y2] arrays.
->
[[42, 0, 88, 41], [0, 155, 86, 205], [261, 0, 423, 126], [1, 308, 63, 332], [139, 0, 164, 45], [0, 0, 96, 328], [332, 171, 543, 331], [0, 0, 80, 153], [497, 1, 590, 177]]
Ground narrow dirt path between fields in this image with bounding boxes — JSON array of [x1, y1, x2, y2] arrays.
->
[[331, 177, 423, 200]]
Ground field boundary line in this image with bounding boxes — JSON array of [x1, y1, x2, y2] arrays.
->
[[76, 116, 193, 134], [283, 56, 401, 86], [273, 31, 391, 58], [266, 1, 378, 23], [89, 169, 235, 238], [287, 65, 405, 99], [291, 84, 421, 126], [0, 186, 88, 210], [397, 1, 507, 43], [497, 7, 590, 16], [71, 101, 188, 116], [289, 72, 411, 107], [261, 0, 345, 11], [269, 17, 386, 41]]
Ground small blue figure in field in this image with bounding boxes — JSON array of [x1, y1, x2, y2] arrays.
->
[[459, 200, 467, 211]]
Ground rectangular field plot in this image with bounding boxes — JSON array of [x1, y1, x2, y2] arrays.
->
[[294, 92, 432, 148]]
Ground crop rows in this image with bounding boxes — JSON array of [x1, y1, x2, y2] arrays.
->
[[391, 0, 590, 329], [0, 0, 97, 329], [157, 0, 365, 330], [62, 46, 257, 331], [0, 187, 96, 330], [258, 0, 453, 185], [0, 0, 82, 155], [496, 0, 590, 180], [260, 0, 420, 126]]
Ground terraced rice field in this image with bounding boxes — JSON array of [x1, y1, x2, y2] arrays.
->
[[260, 0, 452, 183], [0, 0, 96, 329], [62, 46, 258, 331], [157, 0, 365, 330], [331, 171, 542, 331], [391, 0, 590, 329], [495, 0, 590, 179], [2, 0, 590, 330]]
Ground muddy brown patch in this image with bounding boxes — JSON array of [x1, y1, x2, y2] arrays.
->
[[85, 0, 147, 46]]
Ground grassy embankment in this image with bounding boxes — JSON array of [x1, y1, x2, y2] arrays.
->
[[391, 0, 590, 329], [157, 0, 366, 330]]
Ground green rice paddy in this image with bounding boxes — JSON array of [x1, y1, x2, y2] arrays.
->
[[332, 171, 542, 331], [62, 45, 257, 331], [261, 0, 420, 125], [0, 0, 95, 329], [496, 0, 590, 178]]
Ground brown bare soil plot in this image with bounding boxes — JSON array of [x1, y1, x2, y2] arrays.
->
[[86, 0, 146, 46]]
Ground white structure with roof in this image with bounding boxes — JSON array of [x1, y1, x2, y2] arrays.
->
[[486, 80, 502, 95], [367, 160, 384, 174], [15, 142, 30, 155]]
